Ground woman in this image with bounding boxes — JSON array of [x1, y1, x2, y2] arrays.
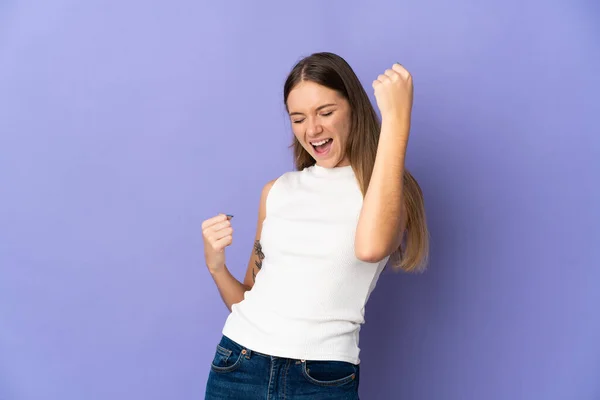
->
[[202, 52, 429, 399]]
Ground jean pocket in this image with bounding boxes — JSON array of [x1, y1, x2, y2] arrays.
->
[[210, 336, 246, 373], [301, 360, 358, 387]]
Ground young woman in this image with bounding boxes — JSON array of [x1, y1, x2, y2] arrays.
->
[[202, 52, 429, 399]]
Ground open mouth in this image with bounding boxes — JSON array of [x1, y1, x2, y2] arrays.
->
[[310, 138, 333, 155]]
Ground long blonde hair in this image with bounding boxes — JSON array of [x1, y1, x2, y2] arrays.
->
[[283, 52, 429, 272]]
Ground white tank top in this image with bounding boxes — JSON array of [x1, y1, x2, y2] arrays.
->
[[221, 164, 389, 365]]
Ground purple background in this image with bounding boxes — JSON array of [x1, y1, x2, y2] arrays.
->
[[1, 1, 599, 399]]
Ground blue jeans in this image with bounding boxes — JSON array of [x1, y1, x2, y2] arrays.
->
[[205, 335, 360, 399]]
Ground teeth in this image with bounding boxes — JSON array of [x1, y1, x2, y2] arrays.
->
[[311, 138, 331, 146]]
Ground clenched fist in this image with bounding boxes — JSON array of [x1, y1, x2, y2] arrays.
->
[[202, 213, 234, 274], [372, 63, 413, 123]]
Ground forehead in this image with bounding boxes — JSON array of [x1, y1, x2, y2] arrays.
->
[[286, 81, 344, 111]]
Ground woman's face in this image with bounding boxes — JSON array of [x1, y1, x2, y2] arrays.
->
[[286, 81, 352, 168]]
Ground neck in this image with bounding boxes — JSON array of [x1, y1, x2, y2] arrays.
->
[[316, 156, 351, 168], [311, 163, 354, 178]]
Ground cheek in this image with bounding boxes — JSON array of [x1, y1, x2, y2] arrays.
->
[[291, 127, 304, 143], [331, 120, 351, 142], [292, 127, 313, 151]]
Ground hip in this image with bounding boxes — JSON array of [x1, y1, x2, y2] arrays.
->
[[205, 335, 360, 400]]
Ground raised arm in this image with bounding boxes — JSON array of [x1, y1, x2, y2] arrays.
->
[[355, 63, 412, 262]]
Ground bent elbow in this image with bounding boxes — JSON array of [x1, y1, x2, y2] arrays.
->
[[355, 246, 388, 263]]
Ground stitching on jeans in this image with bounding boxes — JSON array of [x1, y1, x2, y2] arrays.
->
[[267, 357, 275, 400], [216, 345, 232, 357], [301, 361, 356, 387], [215, 345, 232, 364], [282, 359, 291, 400]]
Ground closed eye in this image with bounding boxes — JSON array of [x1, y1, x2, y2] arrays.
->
[[291, 111, 333, 124]]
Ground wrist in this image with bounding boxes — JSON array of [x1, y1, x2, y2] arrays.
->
[[381, 111, 410, 125], [380, 115, 410, 142]]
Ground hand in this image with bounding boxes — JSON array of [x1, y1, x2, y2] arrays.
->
[[372, 63, 413, 122], [201, 214, 233, 274]]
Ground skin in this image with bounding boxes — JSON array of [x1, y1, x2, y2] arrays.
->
[[202, 63, 413, 310], [355, 63, 412, 262], [285, 81, 352, 168]]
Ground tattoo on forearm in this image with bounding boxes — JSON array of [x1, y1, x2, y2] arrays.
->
[[254, 240, 265, 269], [252, 240, 265, 282]]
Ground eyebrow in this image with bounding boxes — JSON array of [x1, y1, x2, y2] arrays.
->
[[289, 103, 337, 116]]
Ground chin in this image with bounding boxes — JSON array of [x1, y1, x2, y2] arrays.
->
[[315, 157, 340, 168]]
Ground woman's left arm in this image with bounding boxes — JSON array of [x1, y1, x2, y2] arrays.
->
[[355, 63, 413, 263]]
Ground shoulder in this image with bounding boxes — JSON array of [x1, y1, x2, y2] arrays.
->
[[260, 178, 277, 200], [263, 169, 306, 191], [258, 169, 303, 209], [259, 173, 287, 205]]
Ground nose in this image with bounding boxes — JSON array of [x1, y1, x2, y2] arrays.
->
[[305, 117, 323, 137]]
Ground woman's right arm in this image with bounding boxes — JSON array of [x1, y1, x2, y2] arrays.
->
[[205, 179, 275, 311]]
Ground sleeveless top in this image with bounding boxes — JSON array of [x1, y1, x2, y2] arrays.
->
[[221, 164, 389, 364]]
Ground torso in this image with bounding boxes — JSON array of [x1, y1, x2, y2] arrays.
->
[[221, 164, 389, 365]]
